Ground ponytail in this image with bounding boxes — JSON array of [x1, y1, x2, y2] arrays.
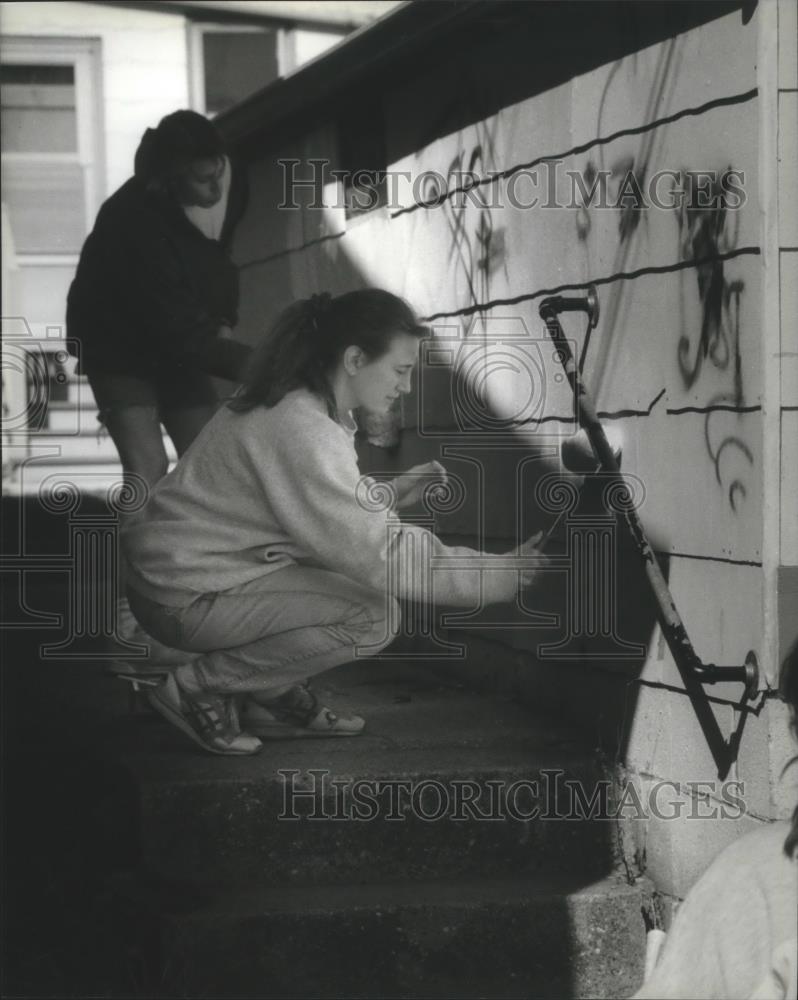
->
[[228, 295, 337, 416], [228, 288, 426, 420]]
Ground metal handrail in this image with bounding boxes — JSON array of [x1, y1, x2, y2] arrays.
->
[[538, 286, 758, 777]]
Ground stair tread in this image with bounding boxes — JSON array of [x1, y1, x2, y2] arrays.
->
[[153, 872, 651, 998], [159, 872, 646, 919], [124, 736, 597, 784], [117, 659, 600, 786]]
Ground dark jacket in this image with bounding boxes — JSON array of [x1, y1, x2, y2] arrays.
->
[[67, 162, 250, 381]]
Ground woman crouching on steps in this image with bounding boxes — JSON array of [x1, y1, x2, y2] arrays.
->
[[121, 289, 550, 755]]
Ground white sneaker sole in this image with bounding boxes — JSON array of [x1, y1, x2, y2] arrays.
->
[[243, 706, 365, 740], [147, 676, 262, 756]]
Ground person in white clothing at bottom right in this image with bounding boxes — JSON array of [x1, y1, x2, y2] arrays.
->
[[632, 640, 798, 1000], [120, 289, 552, 756]]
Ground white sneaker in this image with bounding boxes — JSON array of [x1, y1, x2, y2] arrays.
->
[[147, 674, 263, 756], [242, 683, 365, 739]]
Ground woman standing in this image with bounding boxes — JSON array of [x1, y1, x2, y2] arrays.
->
[[67, 109, 251, 637], [67, 109, 250, 482], [121, 289, 551, 755]]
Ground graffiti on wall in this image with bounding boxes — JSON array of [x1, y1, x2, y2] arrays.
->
[[573, 38, 682, 389], [439, 119, 507, 310], [575, 155, 649, 247], [674, 170, 743, 389], [673, 168, 753, 511], [572, 36, 754, 514]]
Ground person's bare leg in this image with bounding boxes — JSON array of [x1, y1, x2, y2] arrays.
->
[[103, 403, 170, 489], [101, 405, 172, 653], [161, 404, 217, 457]]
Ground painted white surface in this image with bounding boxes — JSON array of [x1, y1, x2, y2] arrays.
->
[[290, 28, 345, 70], [0, 1, 190, 197], [778, 0, 798, 90], [162, 1, 401, 27], [778, 91, 798, 247], [781, 409, 798, 565], [0, 2, 193, 495], [233, 8, 797, 892], [780, 251, 798, 408]]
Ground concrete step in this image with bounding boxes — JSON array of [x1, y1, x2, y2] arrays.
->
[[117, 662, 623, 889], [4, 615, 649, 1000], [128, 745, 620, 890], [152, 873, 651, 999]]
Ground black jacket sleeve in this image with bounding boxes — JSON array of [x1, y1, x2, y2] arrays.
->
[[127, 204, 252, 382], [68, 176, 253, 380]]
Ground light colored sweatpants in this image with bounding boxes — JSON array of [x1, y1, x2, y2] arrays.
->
[[127, 565, 399, 695]]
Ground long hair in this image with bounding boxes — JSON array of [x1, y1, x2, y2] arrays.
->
[[134, 110, 224, 192], [228, 289, 427, 420], [779, 639, 798, 858]]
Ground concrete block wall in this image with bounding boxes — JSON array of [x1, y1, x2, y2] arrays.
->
[[230, 3, 795, 898]]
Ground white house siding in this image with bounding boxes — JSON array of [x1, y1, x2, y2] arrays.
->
[[1, 2, 190, 492], [229, 4, 794, 897], [0, 1, 190, 196], [773, 0, 798, 820], [0, 0, 191, 335], [776, 0, 797, 585], [0, 1, 190, 334]]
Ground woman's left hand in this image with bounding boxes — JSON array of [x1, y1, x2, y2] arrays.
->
[[394, 460, 448, 509]]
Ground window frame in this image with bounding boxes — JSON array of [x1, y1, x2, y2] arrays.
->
[[187, 21, 285, 117], [0, 35, 104, 260]]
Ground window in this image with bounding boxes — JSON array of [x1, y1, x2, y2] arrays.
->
[[1, 64, 77, 152], [189, 25, 279, 117], [188, 22, 346, 117], [1, 36, 103, 456], [203, 31, 279, 115], [0, 38, 103, 256]]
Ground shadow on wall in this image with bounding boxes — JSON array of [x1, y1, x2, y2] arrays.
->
[[223, 216, 659, 989], [385, 0, 753, 167], [356, 364, 662, 758], [353, 309, 661, 996], [335, 271, 661, 770], [228, 184, 661, 794]]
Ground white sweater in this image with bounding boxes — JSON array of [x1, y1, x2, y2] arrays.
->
[[633, 821, 797, 1000], [123, 388, 517, 608]]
